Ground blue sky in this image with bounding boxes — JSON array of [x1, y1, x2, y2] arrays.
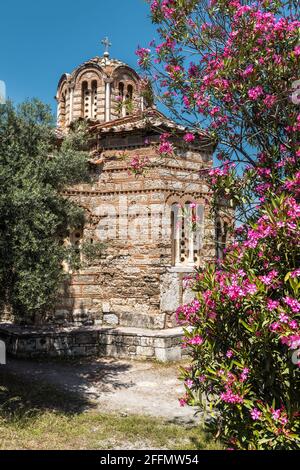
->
[[0, 0, 155, 113]]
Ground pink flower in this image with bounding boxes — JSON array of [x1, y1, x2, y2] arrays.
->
[[240, 368, 249, 382], [135, 47, 151, 67], [289, 320, 298, 330], [263, 94, 277, 109], [179, 397, 187, 407], [158, 141, 173, 155], [279, 313, 289, 324], [250, 408, 262, 421], [183, 133, 195, 143], [281, 335, 300, 350], [284, 296, 300, 314], [226, 350, 234, 358], [185, 379, 194, 389], [248, 86, 263, 101], [293, 45, 300, 56], [220, 389, 244, 404], [290, 269, 300, 278], [242, 64, 254, 77], [272, 409, 281, 420], [259, 270, 278, 286], [270, 322, 281, 332], [188, 335, 204, 346], [267, 299, 279, 311]]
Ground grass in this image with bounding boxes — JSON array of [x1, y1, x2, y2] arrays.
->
[[0, 369, 221, 450]]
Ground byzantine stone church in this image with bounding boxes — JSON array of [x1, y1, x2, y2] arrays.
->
[[0, 45, 229, 361]]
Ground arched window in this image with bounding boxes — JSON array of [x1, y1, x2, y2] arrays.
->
[[70, 229, 83, 255], [63, 228, 83, 273], [118, 82, 126, 117], [118, 82, 124, 99], [125, 85, 134, 116], [82, 81, 90, 119], [171, 202, 203, 267], [59, 91, 66, 127], [91, 80, 98, 119], [216, 219, 228, 260], [171, 203, 181, 266], [127, 84, 133, 100]]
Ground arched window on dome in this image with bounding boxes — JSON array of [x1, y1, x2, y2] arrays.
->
[[82, 81, 90, 119], [127, 84, 133, 100], [126, 84, 134, 115], [118, 82, 124, 99], [118, 82, 126, 117], [91, 80, 98, 119], [59, 91, 66, 128]]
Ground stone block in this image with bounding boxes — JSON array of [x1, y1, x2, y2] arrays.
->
[[17, 338, 36, 353], [71, 346, 86, 356], [69, 285, 82, 295], [53, 337, 72, 350], [160, 272, 181, 313], [140, 336, 154, 347], [154, 337, 167, 348], [103, 314, 119, 326], [102, 302, 110, 313], [155, 346, 182, 362], [105, 344, 125, 357], [81, 285, 102, 296], [74, 333, 98, 345], [84, 346, 99, 356], [36, 336, 50, 350], [55, 310, 70, 319], [136, 346, 155, 357]]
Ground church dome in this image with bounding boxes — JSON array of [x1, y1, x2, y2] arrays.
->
[[56, 44, 150, 131]]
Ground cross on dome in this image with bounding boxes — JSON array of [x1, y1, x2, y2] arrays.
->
[[101, 37, 112, 57]]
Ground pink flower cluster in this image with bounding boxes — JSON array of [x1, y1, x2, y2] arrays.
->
[[135, 47, 151, 67], [281, 335, 300, 350], [248, 86, 264, 101], [176, 299, 201, 325], [220, 389, 244, 404], [183, 133, 195, 143], [215, 271, 258, 301], [284, 296, 300, 314], [157, 133, 173, 156], [259, 270, 278, 286], [250, 408, 262, 421], [128, 155, 149, 175], [188, 335, 204, 346]]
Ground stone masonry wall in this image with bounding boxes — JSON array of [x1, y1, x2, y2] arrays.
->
[[0, 324, 188, 362], [49, 138, 215, 329]]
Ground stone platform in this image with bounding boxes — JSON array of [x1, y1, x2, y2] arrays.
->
[[0, 324, 187, 362]]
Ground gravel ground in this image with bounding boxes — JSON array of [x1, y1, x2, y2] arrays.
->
[[5, 357, 199, 424]]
